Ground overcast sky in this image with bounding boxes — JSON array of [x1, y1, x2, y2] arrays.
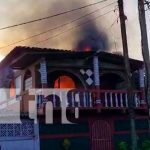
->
[[0, 0, 148, 61]]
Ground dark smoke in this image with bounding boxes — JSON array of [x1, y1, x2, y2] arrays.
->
[[1, 0, 111, 53], [75, 21, 109, 51], [1, 0, 142, 59], [49, 0, 109, 51]]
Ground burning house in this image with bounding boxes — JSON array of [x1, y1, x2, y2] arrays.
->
[[0, 46, 148, 150]]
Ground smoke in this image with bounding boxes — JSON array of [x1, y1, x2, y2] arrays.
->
[[75, 21, 109, 51], [0, 0, 119, 54], [0, 0, 142, 59]]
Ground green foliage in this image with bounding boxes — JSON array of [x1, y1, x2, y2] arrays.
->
[[118, 140, 150, 150], [118, 141, 128, 150], [142, 140, 150, 150], [61, 138, 71, 150]]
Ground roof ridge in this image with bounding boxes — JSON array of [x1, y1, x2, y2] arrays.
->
[[14, 46, 74, 52]]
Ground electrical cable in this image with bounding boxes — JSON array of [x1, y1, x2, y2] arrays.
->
[[30, 9, 116, 47], [0, 0, 109, 31], [0, 1, 117, 49]]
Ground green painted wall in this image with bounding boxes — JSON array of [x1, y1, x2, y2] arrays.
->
[[114, 119, 149, 150], [114, 119, 149, 132], [40, 137, 90, 150], [40, 123, 90, 150], [39, 119, 149, 150], [113, 133, 150, 150], [39, 123, 89, 135]]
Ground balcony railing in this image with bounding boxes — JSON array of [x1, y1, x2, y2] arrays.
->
[[35, 89, 146, 109]]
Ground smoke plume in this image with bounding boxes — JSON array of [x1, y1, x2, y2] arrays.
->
[[0, 0, 119, 53], [0, 0, 142, 59]]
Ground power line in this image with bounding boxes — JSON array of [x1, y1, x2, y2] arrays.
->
[[31, 9, 115, 46], [0, 1, 117, 49], [0, 0, 109, 31], [30, 9, 116, 47], [78, 15, 119, 47], [107, 16, 119, 29], [108, 16, 119, 52]]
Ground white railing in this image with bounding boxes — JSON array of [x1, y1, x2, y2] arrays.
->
[[100, 90, 141, 108], [35, 89, 93, 108], [35, 89, 143, 109]]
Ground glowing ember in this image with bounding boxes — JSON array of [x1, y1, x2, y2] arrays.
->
[[84, 46, 91, 52]]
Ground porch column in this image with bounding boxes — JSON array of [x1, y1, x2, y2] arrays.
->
[[40, 58, 48, 88], [93, 55, 102, 110], [139, 67, 146, 108], [38, 58, 48, 112]]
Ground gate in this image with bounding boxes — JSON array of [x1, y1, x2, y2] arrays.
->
[[91, 120, 112, 150]]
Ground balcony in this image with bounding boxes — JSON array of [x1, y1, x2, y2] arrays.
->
[[35, 89, 146, 111]]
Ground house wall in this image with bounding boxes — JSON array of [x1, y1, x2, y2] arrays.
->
[[0, 139, 39, 150], [38, 114, 149, 150], [10, 60, 39, 113], [8, 57, 129, 114], [0, 119, 40, 150], [39, 120, 90, 150], [113, 116, 149, 150]]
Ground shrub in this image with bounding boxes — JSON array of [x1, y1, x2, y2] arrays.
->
[[142, 140, 150, 150], [118, 141, 128, 150]]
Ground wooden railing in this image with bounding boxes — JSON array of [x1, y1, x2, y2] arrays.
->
[[35, 89, 145, 109]]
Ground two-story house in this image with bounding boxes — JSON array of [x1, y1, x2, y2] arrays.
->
[[0, 46, 148, 150]]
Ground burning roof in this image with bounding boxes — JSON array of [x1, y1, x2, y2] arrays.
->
[[0, 46, 143, 71]]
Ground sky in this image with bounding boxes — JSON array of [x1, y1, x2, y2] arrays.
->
[[0, 0, 147, 61]]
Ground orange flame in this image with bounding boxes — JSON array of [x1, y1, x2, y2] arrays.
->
[[54, 76, 76, 88], [84, 46, 91, 52]]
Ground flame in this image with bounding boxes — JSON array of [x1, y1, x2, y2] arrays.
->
[[10, 80, 16, 97], [54, 76, 76, 88], [84, 46, 91, 52]]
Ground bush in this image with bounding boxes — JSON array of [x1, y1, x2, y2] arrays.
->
[[118, 140, 150, 150], [61, 138, 71, 150], [142, 140, 150, 150], [118, 141, 128, 150]]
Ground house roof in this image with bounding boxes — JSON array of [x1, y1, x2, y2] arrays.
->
[[0, 46, 143, 70]]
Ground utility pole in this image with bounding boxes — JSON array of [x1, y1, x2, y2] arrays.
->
[[118, 0, 137, 149], [138, 0, 150, 133]]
